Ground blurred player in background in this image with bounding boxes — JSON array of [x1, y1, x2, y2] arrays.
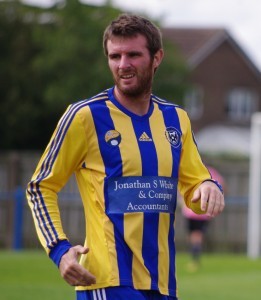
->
[[182, 166, 225, 272]]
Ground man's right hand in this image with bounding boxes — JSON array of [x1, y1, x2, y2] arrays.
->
[[59, 245, 96, 286]]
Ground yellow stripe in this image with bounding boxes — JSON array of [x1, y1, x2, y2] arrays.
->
[[78, 106, 120, 286], [150, 104, 173, 177], [158, 213, 170, 294], [106, 101, 142, 176], [104, 216, 120, 285], [124, 213, 151, 289], [80, 106, 106, 174]]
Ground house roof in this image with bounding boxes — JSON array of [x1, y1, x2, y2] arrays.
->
[[162, 27, 225, 62], [162, 27, 261, 78]]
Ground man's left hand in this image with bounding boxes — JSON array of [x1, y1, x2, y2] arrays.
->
[[191, 181, 225, 217]]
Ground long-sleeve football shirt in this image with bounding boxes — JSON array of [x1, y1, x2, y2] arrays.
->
[[26, 87, 214, 298]]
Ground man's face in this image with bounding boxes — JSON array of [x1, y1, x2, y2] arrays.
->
[[107, 34, 160, 97]]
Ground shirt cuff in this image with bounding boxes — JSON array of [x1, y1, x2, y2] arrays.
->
[[49, 240, 72, 267], [203, 179, 224, 194]]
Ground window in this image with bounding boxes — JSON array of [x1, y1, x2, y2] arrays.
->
[[184, 86, 204, 120], [226, 88, 258, 121]]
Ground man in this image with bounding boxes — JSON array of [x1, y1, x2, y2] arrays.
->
[[26, 14, 224, 300]]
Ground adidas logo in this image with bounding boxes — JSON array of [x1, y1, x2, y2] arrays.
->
[[139, 132, 152, 142]]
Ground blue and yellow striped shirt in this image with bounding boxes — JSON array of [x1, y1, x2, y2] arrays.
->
[[26, 87, 212, 298]]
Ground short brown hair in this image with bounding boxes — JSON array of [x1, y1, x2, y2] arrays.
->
[[103, 14, 163, 57]]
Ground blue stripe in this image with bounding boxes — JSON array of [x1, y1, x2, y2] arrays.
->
[[157, 102, 181, 295], [89, 101, 123, 178], [131, 118, 158, 175], [28, 93, 108, 248], [131, 117, 159, 289], [27, 184, 52, 245], [109, 211, 133, 284], [89, 100, 133, 285]]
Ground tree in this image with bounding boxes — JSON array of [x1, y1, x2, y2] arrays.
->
[[0, 0, 188, 150], [153, 39, 189, 102], [0, 0, 46, 149]]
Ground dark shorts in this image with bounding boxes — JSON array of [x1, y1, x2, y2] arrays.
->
[[77, 287, 177, 300], [187, 219, 208, 233]]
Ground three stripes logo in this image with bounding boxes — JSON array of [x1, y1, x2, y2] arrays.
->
[[139, 132, 152, 142]]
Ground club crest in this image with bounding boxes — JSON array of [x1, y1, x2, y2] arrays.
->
[[105, 130, 121, 147], [165, 127, 181, 148]]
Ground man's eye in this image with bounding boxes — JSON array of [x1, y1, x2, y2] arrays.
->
[[129, 53, 140, 57], [110, 54, 120, 60]]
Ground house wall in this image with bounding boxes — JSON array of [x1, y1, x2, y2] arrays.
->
[[190, 40, 261, 132]]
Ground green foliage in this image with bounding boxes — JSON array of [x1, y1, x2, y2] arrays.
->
[[0, 1, 45, 149], [153, 39, 189, 103], [33, 1, 118, 109], [0, 0, 188, 150]]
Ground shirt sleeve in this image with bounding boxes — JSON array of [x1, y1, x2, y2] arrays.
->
[[177, 108, 212, 214], [26, 105, 88, 264]]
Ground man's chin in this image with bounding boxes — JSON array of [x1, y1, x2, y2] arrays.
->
[[117, 85, 142, 97]]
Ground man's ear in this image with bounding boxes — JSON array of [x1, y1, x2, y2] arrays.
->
[[153, 49, 164, 73]]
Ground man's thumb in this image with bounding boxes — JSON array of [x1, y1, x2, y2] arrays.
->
[[191, 188, 201, 203], [74, 245, 90, 255]]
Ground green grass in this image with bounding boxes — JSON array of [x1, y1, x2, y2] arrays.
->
[[0, 250, 74, 300], [0, 251, 260, 300], [176, 253, 261, 300]]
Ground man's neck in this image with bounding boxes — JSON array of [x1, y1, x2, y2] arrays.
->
[[114, 87, 151, 116]]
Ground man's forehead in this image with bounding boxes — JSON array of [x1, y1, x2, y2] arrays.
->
[[107, 34, 148, 52]]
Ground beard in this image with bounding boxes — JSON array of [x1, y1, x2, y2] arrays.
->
[[113, 64, 154, 98]]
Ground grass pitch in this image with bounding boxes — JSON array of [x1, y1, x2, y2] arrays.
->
[[176, 253, 261, 300], [0, 251, 260, 300], [0, 250, 74, 300]]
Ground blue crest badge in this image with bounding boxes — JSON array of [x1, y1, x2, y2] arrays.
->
[[165, 127, 181, 148]]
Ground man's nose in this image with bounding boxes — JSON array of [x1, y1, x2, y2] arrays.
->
[[119, 55, 131, 69]]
